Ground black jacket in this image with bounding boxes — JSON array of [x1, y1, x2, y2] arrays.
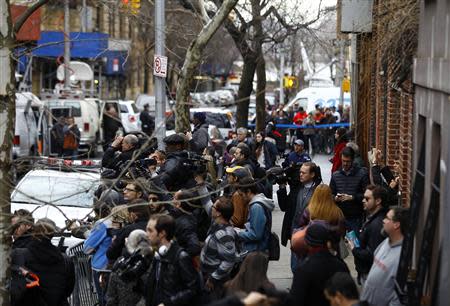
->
[[189, 123, 209, 154], [352, 208, 387, 274], [11, 239, 75, 306], [330, 166, 369, 218], [172, 209, 202, 257], [257, 141, 278, 169], [145, 242, 200, 306], [290, 250, 350, 306], [140, 111, 155, 135], [277, 183, 316, 246], [106, 218, 148, 263], [371, 165, 400, 206], [157, 151, 196, 191], [101, 146, 137, 172]]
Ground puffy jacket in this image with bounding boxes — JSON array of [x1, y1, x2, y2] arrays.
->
[[352, 208, 387, 274], [330, 166, 369, 218], [83, 219, 113, 271], [238, 194, 275, 253], [145, 242, 200, 306]]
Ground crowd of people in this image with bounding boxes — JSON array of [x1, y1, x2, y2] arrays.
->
[[10, 110, 409, 306]]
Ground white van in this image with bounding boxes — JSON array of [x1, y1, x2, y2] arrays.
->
[[284, 86, 351, 113], [44, 98, 99, 154], [13, 92, 43, 158]]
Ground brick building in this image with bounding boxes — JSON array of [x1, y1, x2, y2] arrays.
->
[[341, 0, 419, 205]]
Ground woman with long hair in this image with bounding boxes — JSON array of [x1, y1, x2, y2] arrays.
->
[[292, 184, 345, 259], [255, 131, 278, 170], [330, 127, 348, 174], [225, 252, 275, 295]]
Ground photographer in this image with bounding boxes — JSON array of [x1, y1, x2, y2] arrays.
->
[[155, 134, 197, 192], [277, 162, 320, 272], [107, 229, 152, 305], [102, 134, 139, 172]]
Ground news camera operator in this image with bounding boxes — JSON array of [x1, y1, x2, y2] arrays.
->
[[276, 162, 321, 272], [101, 134, 139, 172], [155, 134, 206, 192]]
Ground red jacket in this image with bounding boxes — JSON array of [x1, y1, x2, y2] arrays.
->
[[331, 141, 347, 173], [293, 112, 308, 125]]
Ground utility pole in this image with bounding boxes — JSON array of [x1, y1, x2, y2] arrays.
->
[[279, 53, 284, 105], [64, 0, 71, 89], [81, 0, 87, 32], [338, 39, 345, 107], [154, 0, 166, 149]]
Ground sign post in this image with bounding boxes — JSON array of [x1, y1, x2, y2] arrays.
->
[[154, 0, 166, 149]]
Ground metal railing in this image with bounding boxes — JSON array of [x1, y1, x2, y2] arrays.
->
[[67, 242, 99, 306]]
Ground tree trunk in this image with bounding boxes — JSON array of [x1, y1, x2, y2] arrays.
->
[[251, 0, 265, 133], [0, 1, 16, 304], [175, 0, 238, 133], [235, 53, 257, 128], [255, 55, 266, 132]]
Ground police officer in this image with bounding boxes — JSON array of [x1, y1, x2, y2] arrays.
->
[[282, 139, 312, 168]]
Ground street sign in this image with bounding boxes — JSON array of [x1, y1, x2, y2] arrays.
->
[[153, 55, 168, 78]]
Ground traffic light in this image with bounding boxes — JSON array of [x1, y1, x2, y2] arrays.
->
[[130, 0, 141, 15], [342, 78, 350, 93], [283, 76, 298, 89], [122, 0, 140, 15]]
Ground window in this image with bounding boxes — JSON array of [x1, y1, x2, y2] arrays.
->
[[120, 104, 129, 113]]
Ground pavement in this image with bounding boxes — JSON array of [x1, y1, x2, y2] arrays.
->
[[267, 153, 357, 290]]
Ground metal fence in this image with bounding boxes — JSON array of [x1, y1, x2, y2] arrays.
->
[[67, 242, 99, 306]]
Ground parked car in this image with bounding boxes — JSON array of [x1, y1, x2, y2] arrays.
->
[[44, 97, 100, 155], [11, 168, 100, 229], [118, 100, 141, 133], [13, 92, 43, 158]]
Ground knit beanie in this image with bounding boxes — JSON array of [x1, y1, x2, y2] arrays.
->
[[305, 223, 331, 247]]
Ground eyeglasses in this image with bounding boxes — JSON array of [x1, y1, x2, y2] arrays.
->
[[124, 187, 137, 192]]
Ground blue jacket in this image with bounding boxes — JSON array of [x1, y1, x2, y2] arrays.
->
[[83, 219, 112, 271], [282, 151, 311, 168], [238, 194, 275, 253]]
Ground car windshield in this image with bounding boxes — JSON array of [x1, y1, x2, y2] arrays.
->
[[12, 175, 99, 208], [131, 103, 139, 113]]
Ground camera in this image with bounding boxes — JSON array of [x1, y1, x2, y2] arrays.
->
[[124, 158, 158, 179], [267, 163, 322, 186], [112, 250, 152, 281], [180, 151, 208, 175]]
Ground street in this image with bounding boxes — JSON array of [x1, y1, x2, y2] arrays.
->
[[268, 153, 357, 290]]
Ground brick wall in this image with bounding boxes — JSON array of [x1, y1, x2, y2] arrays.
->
[[353, 0, 417, 206]]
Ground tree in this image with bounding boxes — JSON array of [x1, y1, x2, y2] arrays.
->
[[175, 0, 239, 132], [0, 1, 49, 304]]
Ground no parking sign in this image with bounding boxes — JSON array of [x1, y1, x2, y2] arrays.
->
[[153, 55, 168, 78]]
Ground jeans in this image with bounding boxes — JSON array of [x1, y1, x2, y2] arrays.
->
[[291, 251, 299, 273], [93, 270, 106, 306]]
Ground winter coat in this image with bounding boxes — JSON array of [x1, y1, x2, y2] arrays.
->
[[282, 151, 312, 168], [190, 123, 210, 154], [156, 151, 197, 191], [101, 146, 137, 172], [172, 209, 202, 257], [290, 250, 350, 306], [83, 218, 113, 271], [330, 166, 369, 218], [277, 183, 316, 246], [140, 111, 155, 135], [145, 242, 200, 306], [106, 218, 148, 263], [238, 194, 275, 253], [352, 208, 388, 275], [230, 191, 249, 229], [50, 123, 65, 155], [256, 141, 278, 169], [11, 239, 75, 306]]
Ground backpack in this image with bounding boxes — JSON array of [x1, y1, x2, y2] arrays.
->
[[261, 205, 280, 261]]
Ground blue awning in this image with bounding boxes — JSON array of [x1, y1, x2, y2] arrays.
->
[[33, 31, 109, 59]]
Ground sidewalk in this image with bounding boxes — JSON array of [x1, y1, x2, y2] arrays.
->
[[267, 154, 357, 290]]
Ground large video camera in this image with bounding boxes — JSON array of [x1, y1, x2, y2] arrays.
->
[[180, 151, 208, 175], [267, 162, 322, 186], [124, 158, 158, 179], [112, 250, 152, 281]]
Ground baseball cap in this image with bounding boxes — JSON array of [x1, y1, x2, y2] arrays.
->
[[294, 139, 304, 146], [225, 166, 250, 179]]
